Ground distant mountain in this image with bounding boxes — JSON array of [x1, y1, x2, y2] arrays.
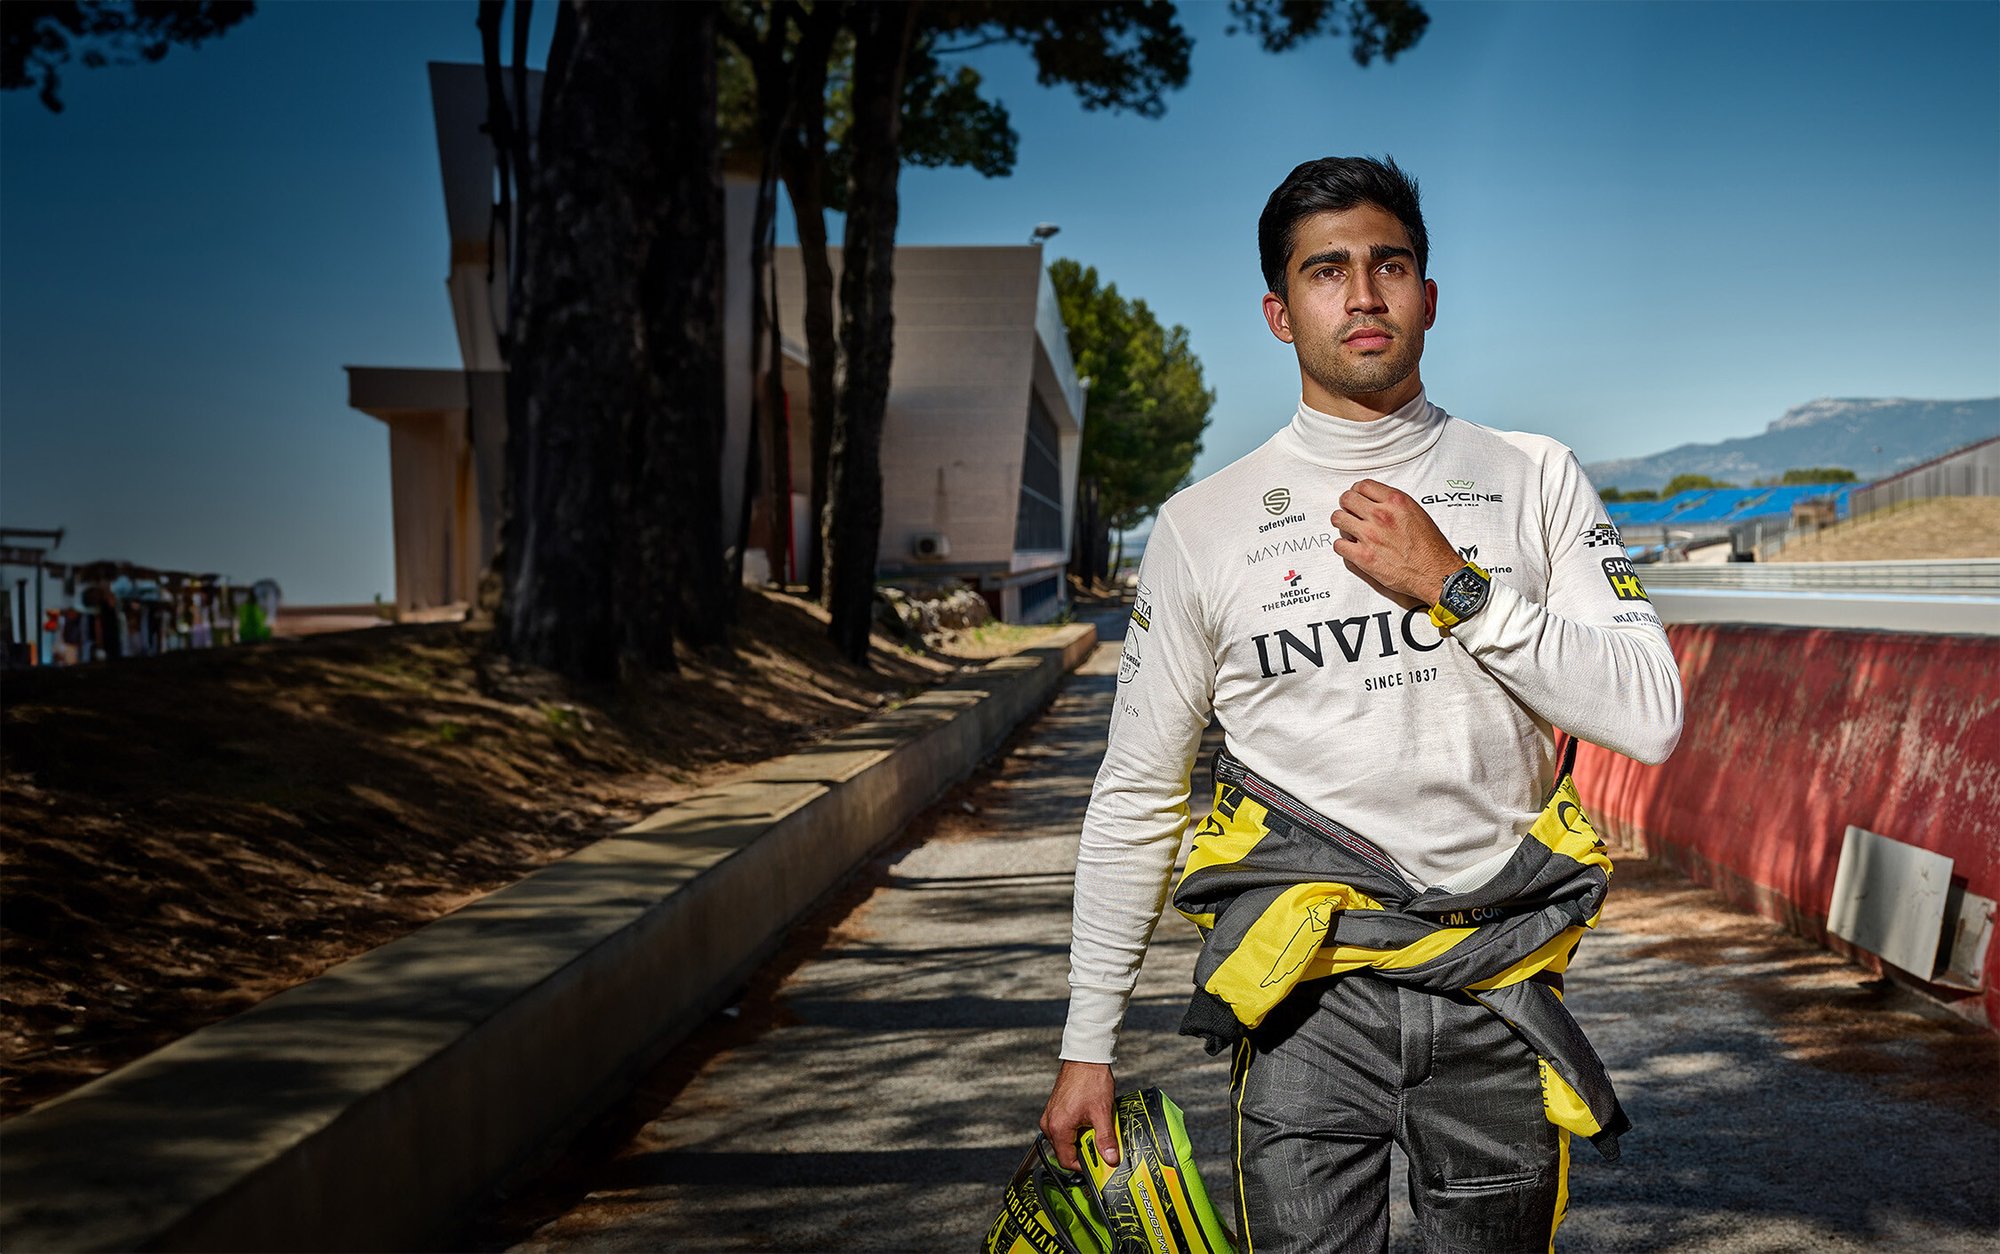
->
[[1583, 397, 2000, 492]]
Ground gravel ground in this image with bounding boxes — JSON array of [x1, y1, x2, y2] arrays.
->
[[488, 620, 1999, 1253]]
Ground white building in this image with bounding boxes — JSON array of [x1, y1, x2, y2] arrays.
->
[[346, 62, 1085, 625]]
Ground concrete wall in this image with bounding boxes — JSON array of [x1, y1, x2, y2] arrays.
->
[[0, 626, 1099, 1253], [1574, 623, 2000, 1028], [773, 245, 1080, 582]]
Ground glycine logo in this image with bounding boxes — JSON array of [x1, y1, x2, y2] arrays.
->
[[1446, 479, 1475, 490], [1263, 487, 1292, 515]]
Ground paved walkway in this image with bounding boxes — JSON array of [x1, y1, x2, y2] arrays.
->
[[496, 627, 2000, 1253]]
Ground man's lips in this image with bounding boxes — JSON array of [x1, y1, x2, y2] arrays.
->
[[1344, 327, 1393, 350]]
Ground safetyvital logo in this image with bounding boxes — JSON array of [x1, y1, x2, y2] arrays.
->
[[1262, 487, 1293, 515], [1581, 522, 1624, 549], [1246, 532, 1337, 566], [1601, 556, 1650, 601], [1258, 511, 1307, 533]]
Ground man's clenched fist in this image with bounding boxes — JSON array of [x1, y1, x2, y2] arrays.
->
[[1328, 478, 1464, 608]]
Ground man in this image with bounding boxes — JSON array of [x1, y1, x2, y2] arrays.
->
[[1039, 156, 1683, 1252]]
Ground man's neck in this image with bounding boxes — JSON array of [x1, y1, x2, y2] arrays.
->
[[1300, 371, 1425, 423]]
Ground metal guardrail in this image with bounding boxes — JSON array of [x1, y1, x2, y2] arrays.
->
[[1648, 588, 2000, 635], [1640, 559, 2000, 594]]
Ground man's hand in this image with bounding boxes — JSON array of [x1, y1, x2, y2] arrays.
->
[[1040, 1060, 1118, 1171], [1329, 479, 1465, 609]]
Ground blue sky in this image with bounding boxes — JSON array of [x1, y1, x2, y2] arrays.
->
[[3, 0, 1996, 604]]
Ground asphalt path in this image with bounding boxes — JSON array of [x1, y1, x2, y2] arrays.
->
[[493, 619, 2000, 1253]]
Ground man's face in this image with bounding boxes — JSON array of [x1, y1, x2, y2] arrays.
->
[[1262, 203, 1438, 408]]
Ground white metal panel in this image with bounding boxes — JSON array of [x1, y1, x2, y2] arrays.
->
[[1649, 587, 2000, 635], [1826, 825, 1955, 977]]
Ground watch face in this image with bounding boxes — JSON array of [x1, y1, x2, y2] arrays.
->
[[1442, 568, 1489, 617]]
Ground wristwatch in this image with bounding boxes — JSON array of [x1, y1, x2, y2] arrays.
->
[[1429, 561, 1491, 632]]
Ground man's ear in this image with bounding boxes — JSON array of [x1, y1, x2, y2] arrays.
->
[[1262, 290, 1295, 344], [1423, 277, 1438, 331]]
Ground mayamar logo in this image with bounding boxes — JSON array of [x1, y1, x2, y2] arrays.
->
[[1262, 487, 1292, 515], [1249, 608, 1444, 677], [1258, 511, 1306, 533], [1246, 532, 1336, 565]]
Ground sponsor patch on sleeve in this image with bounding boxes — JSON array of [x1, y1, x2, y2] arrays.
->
[[1601, 556, 1650, 602], [1130, 581, 1153, 633]]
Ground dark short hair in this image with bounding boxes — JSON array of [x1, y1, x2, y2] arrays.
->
[[1258, 155, 1427, 297]]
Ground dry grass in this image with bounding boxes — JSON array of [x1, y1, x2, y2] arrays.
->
[[0, 589, 1054, 1117], [1771, 495, 2000, 562]]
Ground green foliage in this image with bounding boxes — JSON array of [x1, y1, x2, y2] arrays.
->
[[1782, 466, 1857, 484], [2, 0, 255, 113], [1662, 473, 1737, 497], [1225, 0, 1430, 65], [1616, 488, 1659, 502], [721, 25, 1020, 210], [1050, 259, 1214, 531]]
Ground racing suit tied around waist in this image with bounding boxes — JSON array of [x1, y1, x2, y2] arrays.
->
[[1169, 735, 1632, 1161]]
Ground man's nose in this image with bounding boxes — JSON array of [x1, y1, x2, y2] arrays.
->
[[1347, 269, 1387, 314]]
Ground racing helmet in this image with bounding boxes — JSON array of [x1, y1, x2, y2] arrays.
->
[[984, 1087, 1237, 1254]]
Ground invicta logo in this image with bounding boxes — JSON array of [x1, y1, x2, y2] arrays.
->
[[1263, 487, 1293, 515], [1602, 556, 1650, 601]]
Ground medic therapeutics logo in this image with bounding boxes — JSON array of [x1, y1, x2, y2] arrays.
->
[[1260, 567, 1330, 615]]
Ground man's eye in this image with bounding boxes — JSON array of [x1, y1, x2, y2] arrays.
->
[[1379, 261, 1405, 275], [1316, 267, 1340, 280]]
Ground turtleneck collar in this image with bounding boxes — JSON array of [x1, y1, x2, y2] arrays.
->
[[1275, 388, 1450, 471]]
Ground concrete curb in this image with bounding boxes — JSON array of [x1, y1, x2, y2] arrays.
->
[[0, 623, 1099, 1252]]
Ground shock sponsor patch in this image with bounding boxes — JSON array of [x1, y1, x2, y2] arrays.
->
[[1601, 556, 1650, 602]]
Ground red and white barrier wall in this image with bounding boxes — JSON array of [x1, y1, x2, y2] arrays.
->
[[1575, 623, 2000, 1029]]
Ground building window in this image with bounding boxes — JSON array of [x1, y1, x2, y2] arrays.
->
[[1016, 392, 1063, 551], [1020, 573, 1062, 622]]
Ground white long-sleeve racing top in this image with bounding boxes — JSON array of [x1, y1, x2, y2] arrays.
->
[[1061, 389, 1685, 1064]]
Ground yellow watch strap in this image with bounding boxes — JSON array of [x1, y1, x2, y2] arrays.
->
[[1429, 561, 1490, 632]]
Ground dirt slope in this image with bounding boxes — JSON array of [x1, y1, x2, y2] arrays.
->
[[1772, 496, 2000, 562], [0, 590, 1054, 1116]]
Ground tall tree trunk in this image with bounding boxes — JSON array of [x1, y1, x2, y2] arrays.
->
[[825, 2, 919, 663], [778, 6, 840, 601], [782, 127, 839, 602], [737, 17, 784, 592], [497, 0, 727, 681], [1068, 475, 1099, 589]]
